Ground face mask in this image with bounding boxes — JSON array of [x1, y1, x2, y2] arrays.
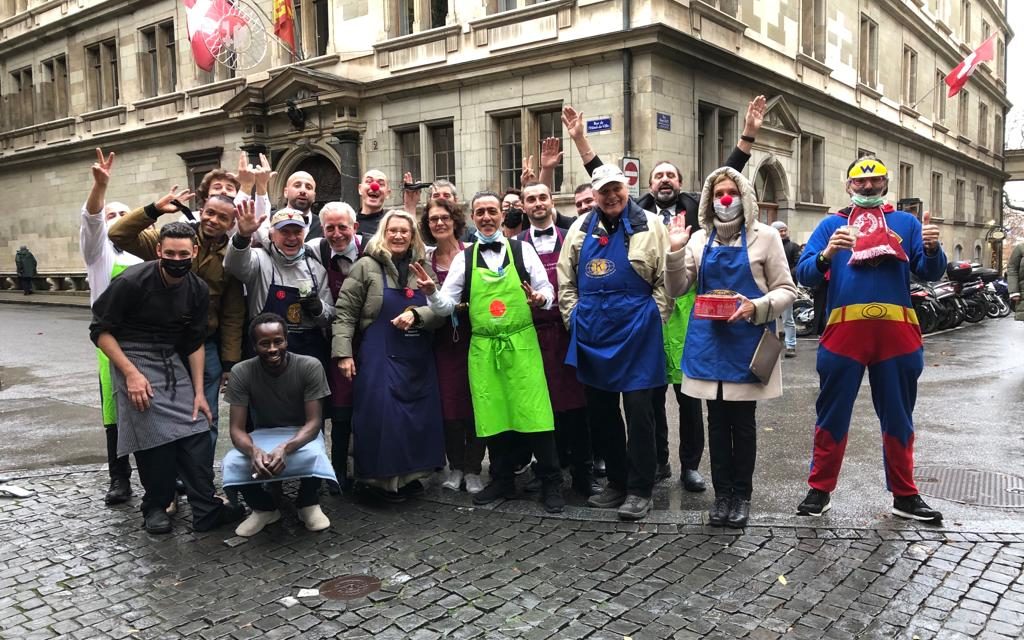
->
[[476, 229, 502, 244], [273, 243, 306, 265], [161, 257, 192, 278], [713, 195, 743, 221], [851, 193, 885, 208]]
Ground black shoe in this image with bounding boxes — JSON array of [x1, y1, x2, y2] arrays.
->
[[892, 494, 943, 523], [524, 473, 543, 493], [617, 494, 651, 521], [174, 479, 186, 495], [796, 488, 832, 516], [398, 480, 424, 498], [104, 477, 132, 505], [655, 463, 672, 482], [215, 503, 248, 528], [326, 480, 342, 496], [144, 510, 172, 534], [587, 485, 627, 509], [681, 469, 706, 492], [541, 483, 565, 514], [726, 498, 750, 528], [472, 481, 516, 506], [708, 495, 731, 527], [593, 458, 607, 478], [785, 347, 797, 358], [571, 472, 601, 498]]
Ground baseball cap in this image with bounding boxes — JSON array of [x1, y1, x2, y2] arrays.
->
[[847, 157, 888, 180], [271, 208, 308, 229], [591, 164, 629, 191]]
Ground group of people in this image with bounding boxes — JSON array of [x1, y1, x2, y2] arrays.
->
[[81, 95, 948, 539]]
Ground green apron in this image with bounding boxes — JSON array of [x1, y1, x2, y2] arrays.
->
[[664, 285, 697, 385], [97, 260, 134, 426], [467, 240, 554, 437]]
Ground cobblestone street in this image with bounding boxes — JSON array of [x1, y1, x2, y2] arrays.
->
[[1, 466, 1023, 639]]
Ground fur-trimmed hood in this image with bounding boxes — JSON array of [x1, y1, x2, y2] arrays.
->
[[696, 166, 760, 235]]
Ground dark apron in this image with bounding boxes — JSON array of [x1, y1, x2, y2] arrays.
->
[[432, 245, 474, 421], [260, 256, 329, 367], [567, 213, 665, 392], [324, 242, 359, 408], [682, 226, 770, 383], [351, 262, 445, 479], [525, 228, 586, 412]]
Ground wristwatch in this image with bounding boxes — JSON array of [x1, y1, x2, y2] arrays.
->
[[816, 252, 832, 272]]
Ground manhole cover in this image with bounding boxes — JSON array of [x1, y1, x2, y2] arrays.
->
[[916, 466, 1024, 508], [319, 575, 381, 600]]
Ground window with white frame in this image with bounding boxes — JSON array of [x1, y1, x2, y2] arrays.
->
[[799, 133, 824, 203]]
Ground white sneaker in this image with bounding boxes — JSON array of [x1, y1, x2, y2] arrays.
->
[[441, 470, 464, 491], [464, 474, 484, 494], [298, 504, 331, 532], [234, 509, 281, 537]]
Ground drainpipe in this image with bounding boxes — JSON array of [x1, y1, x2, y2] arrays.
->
[[622, 0, 632, 158]]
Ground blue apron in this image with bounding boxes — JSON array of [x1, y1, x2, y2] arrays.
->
[[260, 256, 329, 367], [351, 262, 445, 479], [221, 428, 336, 486], [682, 226, 772, 383], [567, 212, 665, 392]]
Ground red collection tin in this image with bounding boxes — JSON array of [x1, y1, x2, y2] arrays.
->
[[693, 292, 738, 320]]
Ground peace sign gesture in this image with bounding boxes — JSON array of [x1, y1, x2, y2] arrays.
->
[[410, 261, 436, 296], [521, 281, 546, 308], [92, 147, 115, 187]]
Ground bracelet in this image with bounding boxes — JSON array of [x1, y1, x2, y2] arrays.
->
[[740, 134, 756, 143]]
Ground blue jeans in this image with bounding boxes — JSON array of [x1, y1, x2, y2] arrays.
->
[[203, 339, 222, 461], [781, 304, 796, 349]]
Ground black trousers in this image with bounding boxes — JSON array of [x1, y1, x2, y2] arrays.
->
[[585, 386, 657, 497], [553, 407, 593, 478], [326, 406, 352, 481], [706, 392, 757, 500], [241, 477, 321, 511], [18, 276, 32, 294], [487, 431, 560, 487], [444, 419, 486, 474], [133, 431, 227, 531], [104, 424, 131, 480], [653, 384, 706, 470]]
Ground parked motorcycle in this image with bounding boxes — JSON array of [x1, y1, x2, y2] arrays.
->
[[793, 286, 816, 337]]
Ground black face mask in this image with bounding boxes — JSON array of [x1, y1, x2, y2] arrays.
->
[[162, 257, 193, 278]]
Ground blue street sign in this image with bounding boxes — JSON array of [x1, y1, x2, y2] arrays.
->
[[657, 112, 671, 131], [586, 117, 612, 134]]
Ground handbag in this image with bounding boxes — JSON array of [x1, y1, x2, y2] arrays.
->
[[748, 300, 783, 385]]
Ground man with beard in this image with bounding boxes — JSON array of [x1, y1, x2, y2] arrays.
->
[[80, 148, 143, 505], [795, 157, 946, 523], [356, 169, 391, 242], [254, 169, 322, 244], [561, 97, 766, 493]]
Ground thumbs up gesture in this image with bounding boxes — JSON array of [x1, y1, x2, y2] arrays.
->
[[921, 210, 939, 253]]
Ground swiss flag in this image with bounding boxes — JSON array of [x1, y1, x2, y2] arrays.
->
[[944, 34, 997, 98], [182, 0, 234, 72]]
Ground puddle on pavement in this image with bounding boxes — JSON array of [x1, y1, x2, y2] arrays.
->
[[0, 366, 40, 391]]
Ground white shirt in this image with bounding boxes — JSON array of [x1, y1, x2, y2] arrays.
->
[[79, 204, 142, 306], [526, 223, 558, 256], [428, 240, 554, 316]]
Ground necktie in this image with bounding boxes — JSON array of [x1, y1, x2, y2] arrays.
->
[[331, 254, 344, 271], [533, 227, 554, 237], [480, 241, 503, 252], [660, 209, 672, 225]]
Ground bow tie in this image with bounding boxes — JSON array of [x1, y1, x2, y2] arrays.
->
[[480, 241, 503, 252], [533, 227, 554, 237]]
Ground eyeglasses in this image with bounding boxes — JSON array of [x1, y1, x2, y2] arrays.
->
[[428, 215, 452, 224]]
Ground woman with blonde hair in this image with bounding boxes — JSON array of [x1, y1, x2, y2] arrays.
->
[[332, 209, 446, 502], [665, 167, 796, 528]]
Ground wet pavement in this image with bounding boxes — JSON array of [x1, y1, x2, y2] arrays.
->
[[1, 302, 1023, 638]]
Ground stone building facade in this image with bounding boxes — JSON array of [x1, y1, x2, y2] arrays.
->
[[0, 0, 1011, 278]]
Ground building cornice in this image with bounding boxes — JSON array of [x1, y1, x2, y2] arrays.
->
[[0, 0, 153, 57]]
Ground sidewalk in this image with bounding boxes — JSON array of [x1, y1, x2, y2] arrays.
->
[[1, 465, 1022, 639], [0, 290, 89, 308]]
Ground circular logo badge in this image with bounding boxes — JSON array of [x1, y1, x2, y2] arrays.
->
[[860, 303, 887, 319], [489, 300, 507, 317], [585, 258, 616, 278], [286, 303, 302, 324]]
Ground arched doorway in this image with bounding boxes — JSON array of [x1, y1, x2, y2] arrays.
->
[[754, 163, 785, 224], [293, 154, 341, 215]]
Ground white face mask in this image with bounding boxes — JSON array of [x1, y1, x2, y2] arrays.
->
[[713, 195, 743, 221]]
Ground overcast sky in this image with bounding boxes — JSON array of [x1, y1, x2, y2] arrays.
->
[[1000, 4, 1023, 202]]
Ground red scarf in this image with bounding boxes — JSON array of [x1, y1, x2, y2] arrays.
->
[[846, 206, 908, 266]]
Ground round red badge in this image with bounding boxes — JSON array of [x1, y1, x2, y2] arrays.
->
[[405, 288, 414, 299], [598, 236, 609, 247], [276, 290, 286, 300], [489, 300, 507, 317]]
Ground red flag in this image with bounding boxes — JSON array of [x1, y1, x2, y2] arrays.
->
[[944, 34, 997, 98], [273, 0, 296, 55], [183, 0, 233, 71]]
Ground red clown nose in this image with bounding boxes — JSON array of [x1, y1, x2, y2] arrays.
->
[[719, 195, 733, 207], [369, 181, 381, 193]]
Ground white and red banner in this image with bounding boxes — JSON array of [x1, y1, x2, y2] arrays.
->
[[945, 34, 997, 98], [183, 0, 241, 71]]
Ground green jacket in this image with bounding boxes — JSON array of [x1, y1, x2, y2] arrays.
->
[[15, 247, 37, 277]]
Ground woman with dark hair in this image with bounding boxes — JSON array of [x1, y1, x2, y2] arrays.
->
[[420, 199, 485, 493]]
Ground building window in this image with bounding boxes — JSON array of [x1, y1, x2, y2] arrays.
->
[[9, 66, 33, 129], [993, 189, 1003, 225], [958, 91, 970, 138], [902, 46, 918, 105], [997, 39, 1005, 79], [954, 178, 965, 222], [392, 0, 447, 36], [930, 172, 943, 217], [698, 103, 737, 188], [994, 113, 1003, 153], [800, 0, 826, 61], [974, 184, 984, 223], [858, 14, 879, 89], [799, 133, 824, 203], [85, 39, 119, 110], [497, 114, 523, 192], [140, 21, 177, 98], [178, 147, 224, 197], [982, 19, 989, 41], [40, 55, 69, 121], [961, 0, 971, 42], [398, 129, 421, 179], [899, 163, 914, 201], [430, 123, 456, 183], [398, 0, 415, 35], [978, 102, 989, 149], [311, 0, 329, 55], [857, 148, 875, 159], [934, 69, 947, 124], [953, 244, 962, 261], [535, 108, 563, 191]]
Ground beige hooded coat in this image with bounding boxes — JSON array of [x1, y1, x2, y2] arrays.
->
[[665, 166, 797, 401]]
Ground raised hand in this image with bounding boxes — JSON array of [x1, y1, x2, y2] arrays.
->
[[154, 185, 196, 214], [253, 153, 277, 196], [236, 151, 256, 193], [744, 95, 767, 136], [921, 210, 939, 252], [91, 147, 115, 187], [521, 155, 537, 185], [403, 171, 420, 212], [668, 215, 692, 252], [561, 105, 585, 140], [540, 137, 563, 170], [521, 281, 545, 307], [410, 261, 436, 296], [234, 199, 264, 237]]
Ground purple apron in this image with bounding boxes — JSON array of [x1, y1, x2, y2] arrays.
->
[[432, 245, 474, 421], [325, 239, 360, 408]]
